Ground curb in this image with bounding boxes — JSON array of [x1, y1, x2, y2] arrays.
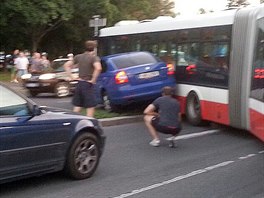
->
[[100, 115, 143, 127]]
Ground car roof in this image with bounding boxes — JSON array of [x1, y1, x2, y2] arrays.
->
[[53, 58, 69, 62], [103, 51, 152, 59]]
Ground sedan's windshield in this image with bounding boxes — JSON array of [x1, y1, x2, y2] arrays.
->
[[0, 85, 30, 116], [51, 59, 68, 72]]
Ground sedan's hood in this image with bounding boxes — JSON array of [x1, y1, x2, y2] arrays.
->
[[39, 106, 93, 119]]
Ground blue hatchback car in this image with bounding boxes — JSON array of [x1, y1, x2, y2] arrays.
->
[[0, 83, 105, 184], [96, 51, 176, 111]]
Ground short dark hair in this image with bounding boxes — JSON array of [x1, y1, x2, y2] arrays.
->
[[162, 86, 174, 96], [85, 40, 97, 52]]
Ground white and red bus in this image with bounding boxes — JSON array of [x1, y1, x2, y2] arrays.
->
[[98, 5, 264, 141]]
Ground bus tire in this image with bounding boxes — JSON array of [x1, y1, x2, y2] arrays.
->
[[186, 92, 203, 126]]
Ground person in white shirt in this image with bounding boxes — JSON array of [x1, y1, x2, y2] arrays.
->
[[14, 51, 29, 81]]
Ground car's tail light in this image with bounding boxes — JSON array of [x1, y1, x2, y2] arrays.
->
[[115, 71, 129, 84], [167, 63, 175, 75], [186, 64, 196, 74], [254, 68, 264, 79]]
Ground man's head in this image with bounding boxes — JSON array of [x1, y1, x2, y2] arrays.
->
[[85, 40, 97, 52], [162, 86, 175, 96]]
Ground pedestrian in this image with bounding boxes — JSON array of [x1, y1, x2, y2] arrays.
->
[[14, 51, 29, 82], [30, 52, 43, 73], [143, 86, 182, 147], [41, 52, 50, 69], [64, 40, 102, 117], [10, 49, 19, 83], [67, 53, 74, 61]]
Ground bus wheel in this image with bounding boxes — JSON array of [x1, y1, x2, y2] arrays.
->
[[186, 92, 203, 126]]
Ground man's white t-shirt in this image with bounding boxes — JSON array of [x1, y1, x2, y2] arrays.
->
[[15, 57, 29, 70]]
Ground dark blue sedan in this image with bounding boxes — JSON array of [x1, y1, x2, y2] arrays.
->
[[96, 51, 176, 111], [0, 83, 105, 184]]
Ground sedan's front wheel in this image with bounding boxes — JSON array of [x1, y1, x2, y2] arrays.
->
[[55, 82, 70, 97], [65, 133, 100, 180]]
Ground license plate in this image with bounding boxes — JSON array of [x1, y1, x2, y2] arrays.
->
[[26, 83, 40, 87], [138, 71, 159, 79]]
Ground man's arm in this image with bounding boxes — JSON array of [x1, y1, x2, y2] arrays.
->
[[144, 104, 159, 116], [89, 61, 102, 84], [63, 60, 74, 80]]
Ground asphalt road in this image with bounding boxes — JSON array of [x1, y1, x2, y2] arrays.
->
[[1, 122, 263, 198]]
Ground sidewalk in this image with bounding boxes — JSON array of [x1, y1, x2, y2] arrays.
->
[[3, 82, 143, 127]]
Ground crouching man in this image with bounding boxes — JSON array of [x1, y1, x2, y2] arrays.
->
[[143, 86, 181, 147]]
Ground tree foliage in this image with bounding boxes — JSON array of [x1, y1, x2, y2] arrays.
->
[[0, 0, 175, 57], [227, 0, 250, 8]]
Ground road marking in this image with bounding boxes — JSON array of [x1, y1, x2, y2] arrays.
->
[[238, 154, 256, 160], [112, 161, 234, 198], [112, 151, 263, 198], [175, 129, 220, 140]]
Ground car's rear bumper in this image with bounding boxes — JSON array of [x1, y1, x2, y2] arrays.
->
[[109, 79, 176, 105]]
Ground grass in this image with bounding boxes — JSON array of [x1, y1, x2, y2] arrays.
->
[[83, 106, 144, 119], [0, 70, 11, 82]]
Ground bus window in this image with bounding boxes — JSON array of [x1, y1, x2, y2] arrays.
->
[[251, 18, 264, 102], [177, 43, 199, 66], [214, 43, 229, 70]]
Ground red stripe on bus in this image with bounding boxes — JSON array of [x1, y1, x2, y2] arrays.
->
[[176, 96, 229, 125], [250, 109, 264, 141]]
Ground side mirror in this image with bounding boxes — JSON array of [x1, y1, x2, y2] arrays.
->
[[32, 104, 41, 116]]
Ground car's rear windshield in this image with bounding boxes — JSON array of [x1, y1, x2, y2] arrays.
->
[[112, 52, 157, 69]]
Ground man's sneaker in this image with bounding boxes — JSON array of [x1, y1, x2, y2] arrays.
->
[[149, 139, 160, 147]]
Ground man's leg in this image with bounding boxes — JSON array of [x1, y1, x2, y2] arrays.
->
[[144, 115, 159, 140], [73, 106, 82, 113], [86, 107, 95, 117]]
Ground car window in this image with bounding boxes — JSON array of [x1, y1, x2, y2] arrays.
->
[[0, 85, 30, 116], [51, 60, 68, 72], [112, 52, 157, 69]]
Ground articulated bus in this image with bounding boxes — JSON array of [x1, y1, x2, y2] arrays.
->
[[98, 5, 264, 141]]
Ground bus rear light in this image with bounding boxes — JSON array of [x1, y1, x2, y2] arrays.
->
[[167, 63, 175, 75], [186, 64, 197, 74], [115, 71, 129, 84]]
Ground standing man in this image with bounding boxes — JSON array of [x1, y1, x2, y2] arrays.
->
[[64, 40, 102, 117], [14, 51, 29, 82], [144, 86, 182, 147], [10, 49, 19, 83]]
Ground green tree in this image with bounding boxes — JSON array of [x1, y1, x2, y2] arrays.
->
[[109, 0, 175, 22], [0, 0, 176, 55], [227, 0, 250, 8], [1, 0, 74, 52]]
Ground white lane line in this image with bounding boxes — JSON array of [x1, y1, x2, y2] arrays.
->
[[259, 150, 264, 154], [239, 154, 257, 160], [175, 129, 220, 140], [112, 161, 234, 198]]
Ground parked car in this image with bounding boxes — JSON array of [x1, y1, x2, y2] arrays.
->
[[22, 58, 78, 97], [0, 82, 106, 184], [96, 51, 176, 111], [0, 51, 5, 71]]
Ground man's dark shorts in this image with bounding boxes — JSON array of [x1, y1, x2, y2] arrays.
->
[[151, 116, 181, 136], [72, 80, 97, 108]]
